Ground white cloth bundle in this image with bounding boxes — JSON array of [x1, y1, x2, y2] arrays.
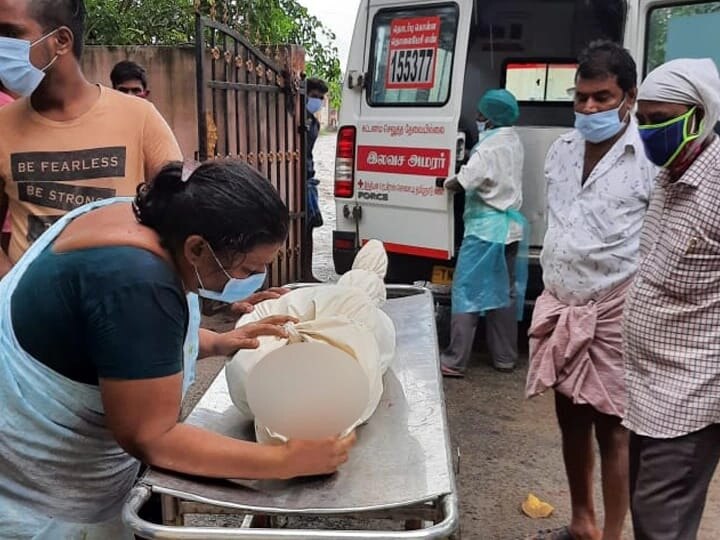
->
[[225, 240, 396, 443]]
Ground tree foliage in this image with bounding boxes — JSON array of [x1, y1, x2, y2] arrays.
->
[[84, 0, 342, 107]]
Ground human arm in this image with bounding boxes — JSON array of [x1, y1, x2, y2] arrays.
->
[[306, 116, 319, 180], [100, 374, 356, 479], [87, 271, 354, 479], [641, 161, 660, 206], [443, 176, 463, 192], [0, 182, 12, 278], [198, 314, 298, 358], [142, 103, 183, 181], [454, 145, 494, 193], [0, 246, 11, 278]]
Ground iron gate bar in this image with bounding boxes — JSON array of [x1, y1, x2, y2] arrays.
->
[[194, 12, 308, 285], [201, 17, 285, 74], [195, 14, 208, 160], [205, 82, 284, 93], [233, 37, 241, 164], [222, 31, 230, 159]]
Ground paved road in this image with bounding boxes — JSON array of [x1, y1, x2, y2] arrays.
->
[[310, 133, 340, 282], [183, 134, 720, 539]]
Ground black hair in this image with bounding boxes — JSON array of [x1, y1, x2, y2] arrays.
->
[[133, 160, 289, 259], [29, 0, 86, 59], [110, 60, 148, 89], [576, 40, 637, 93], [306, 77, 328, 95]]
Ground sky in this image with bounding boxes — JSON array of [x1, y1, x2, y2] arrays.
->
[[298, 0, 363, 70]]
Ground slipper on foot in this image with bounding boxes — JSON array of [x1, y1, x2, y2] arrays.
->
[[440, 365, 465, 378]]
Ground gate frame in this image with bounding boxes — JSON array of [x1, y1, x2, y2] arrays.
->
[[194, 13, 311, 284]]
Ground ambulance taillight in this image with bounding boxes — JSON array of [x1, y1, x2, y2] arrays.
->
[[334, 126, 356, 198]]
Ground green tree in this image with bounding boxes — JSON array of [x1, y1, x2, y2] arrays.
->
[[84, 0, 342, 107], [85, 0, 195, 45]]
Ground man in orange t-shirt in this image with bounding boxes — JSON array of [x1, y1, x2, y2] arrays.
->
[[0, 0, 181, 277], [0, 83, 15, 254]]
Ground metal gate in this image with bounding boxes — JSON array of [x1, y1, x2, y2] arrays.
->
[[195, 13, 309, 286]]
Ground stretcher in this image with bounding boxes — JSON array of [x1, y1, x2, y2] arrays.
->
[[123, 285, 460, 539]]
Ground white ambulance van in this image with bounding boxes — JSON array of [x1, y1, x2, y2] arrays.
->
[[332, 0, 720, 299]]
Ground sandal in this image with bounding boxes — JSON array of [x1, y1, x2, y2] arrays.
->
[[440, 365, 465, 378], [525, 526, 574, 540]]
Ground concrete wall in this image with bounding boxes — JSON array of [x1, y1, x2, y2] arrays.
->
[[82, 46, 199, 158]]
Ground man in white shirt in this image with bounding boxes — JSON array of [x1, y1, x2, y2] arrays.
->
[[525, 41, 656, 540], [441, 89, 527, 376]]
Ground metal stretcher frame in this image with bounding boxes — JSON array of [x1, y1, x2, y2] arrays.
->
[[123, 285, 460, 539]]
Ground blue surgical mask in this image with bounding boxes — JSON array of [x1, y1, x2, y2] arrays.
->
[[476, 120, 488, 134], [638, 107, 701, 168], [574, 98, 627, 143], [306, 97, 323, 114], [195, 246, 267, 304], [0, 32, 58, 97]]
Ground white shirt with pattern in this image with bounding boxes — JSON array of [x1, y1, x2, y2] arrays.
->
[[541, 121, 657, 305]]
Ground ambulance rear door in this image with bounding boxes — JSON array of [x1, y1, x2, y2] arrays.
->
[[354, 0, 473, 264]]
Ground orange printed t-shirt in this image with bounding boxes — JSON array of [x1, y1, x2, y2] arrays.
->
[[0, 86, 182, 262]]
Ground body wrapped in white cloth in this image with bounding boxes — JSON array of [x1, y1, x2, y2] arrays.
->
[[225, 240, 396, 443]]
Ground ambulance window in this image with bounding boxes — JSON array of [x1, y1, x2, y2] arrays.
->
[[367, 4, 459, 107], [504, 62, 577, 103], [646, 1, 720, 74]]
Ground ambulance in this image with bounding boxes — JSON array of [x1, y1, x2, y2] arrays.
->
[[332, 0, 720, 298]]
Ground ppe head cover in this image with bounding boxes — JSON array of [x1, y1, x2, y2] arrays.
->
[[638, 58, 720, 145], [477, 89, 520, 127], [246, 341, 370, 440]]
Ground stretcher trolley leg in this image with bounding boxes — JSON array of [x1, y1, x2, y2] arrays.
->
[[124, 485, 459, 539]]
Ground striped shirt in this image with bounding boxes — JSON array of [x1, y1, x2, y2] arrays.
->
[[623, 136, 720, 438]]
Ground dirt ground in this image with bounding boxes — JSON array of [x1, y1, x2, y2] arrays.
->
[[178, 135, 720, 539]]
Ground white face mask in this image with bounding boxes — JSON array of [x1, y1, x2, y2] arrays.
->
[[476, 120, 488, 134], [0, 31, 58, 97], [574, 97, 628, 143]]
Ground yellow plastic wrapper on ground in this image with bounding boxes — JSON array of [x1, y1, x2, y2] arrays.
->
[[521, 493, 555, 519]]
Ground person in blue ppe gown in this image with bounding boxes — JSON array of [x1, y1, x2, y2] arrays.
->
[[441, 89, 528, 376]]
